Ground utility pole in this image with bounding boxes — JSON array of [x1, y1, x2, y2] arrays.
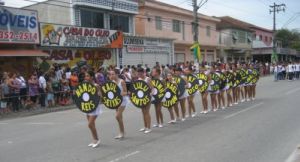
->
[[192, 0, 208, 42], [270, 2, 285, 63]]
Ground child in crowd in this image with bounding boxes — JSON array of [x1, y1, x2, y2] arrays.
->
[[46, 79, 54, 107]]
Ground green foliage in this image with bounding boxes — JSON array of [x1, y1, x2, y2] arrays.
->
[[275, 29, 300, 51]]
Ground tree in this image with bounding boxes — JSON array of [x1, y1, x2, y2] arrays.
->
[[275, 29, 300, 51]]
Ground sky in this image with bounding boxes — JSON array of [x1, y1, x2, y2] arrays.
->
[[1, 0, 299, 30]]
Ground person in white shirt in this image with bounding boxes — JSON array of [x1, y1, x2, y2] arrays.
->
[[38, 72, 47, 107], [273, 63, 278, 81], [296, 62, 300, 80], [287, 62, 294, 81], [16, 73, 27, 105]]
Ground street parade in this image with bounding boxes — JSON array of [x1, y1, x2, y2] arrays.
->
[[72, 62, 260, 147]]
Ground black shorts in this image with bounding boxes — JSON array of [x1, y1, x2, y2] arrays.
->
[[30, 96, 37, 103], [126, 82, 131, 92], [20, 88, 27, 100]]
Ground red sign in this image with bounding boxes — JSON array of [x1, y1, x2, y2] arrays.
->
[[127, 46, 145, 53]]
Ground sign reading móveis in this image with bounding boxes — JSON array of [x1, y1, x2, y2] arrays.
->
[[0, 7, 39, 44], [40, 23, 123, 48], [74, 82, 100, 113]]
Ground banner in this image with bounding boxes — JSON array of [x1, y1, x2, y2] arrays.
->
[[233, 71, 242, 87], [40, 23, 123, 48], [74, 82, 100, 113], [217, 72, 226, 90], [173, 76, 186, 97], [36, 49, 115, 72], [226, 71, 235, 88], [196, 73, 208, 93], [151, 79, 165, 103], [210, 73, 220, 92], [101, 81, 123, 109], [186, 74, 199, 95], [162, 82, 178, 108], [130, 80, 151, 108], [0, 7, 39, 44]]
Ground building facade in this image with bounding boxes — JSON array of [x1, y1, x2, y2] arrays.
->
[[250, 26, 300, 62], [25, 0, 174, 69], [0, 6, 47, 76], [136, 0, 220, 64], [217, 16, 254, 63]]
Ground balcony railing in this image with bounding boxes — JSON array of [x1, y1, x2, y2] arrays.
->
[[252, 47, 300, 56], [73, 0, 138, 14]]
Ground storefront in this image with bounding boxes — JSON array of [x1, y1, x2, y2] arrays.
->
[[0, 7, 46, 77], [122, 36, 174, 67], [38, 23, 123, 71]]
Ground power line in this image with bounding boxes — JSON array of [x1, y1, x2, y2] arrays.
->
[[281, 13, 300, 28]]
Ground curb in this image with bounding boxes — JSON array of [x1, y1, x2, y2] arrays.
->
[[0, 105, 76, 121]]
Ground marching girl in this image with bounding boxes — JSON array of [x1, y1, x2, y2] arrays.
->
[[173, 67, 187, 121], [108, 69, 129, 139], [232, 64, 239, 105], [244, 64, 251, 102], [184, 66, 197, 117], [84, 71, 102, 148], [137, 68, 152, 134], [225, 64, 233, 107], [165, 73, 180, 123], [151, 67, 164, 128], [216, 65, 226, 110], [249, 64, 257, 101], [237, 64, 245, 103], [199, 65, 209, 114], [208, 66, 219, 112]]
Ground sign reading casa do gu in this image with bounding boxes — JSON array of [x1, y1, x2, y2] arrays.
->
[[40, 23, 123, 48], [0, 7, 39, 44]]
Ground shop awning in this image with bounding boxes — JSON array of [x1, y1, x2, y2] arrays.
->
[[0, 50, 49, 57]]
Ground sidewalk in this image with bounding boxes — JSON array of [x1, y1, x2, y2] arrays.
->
[[0, 104, 76, 121]]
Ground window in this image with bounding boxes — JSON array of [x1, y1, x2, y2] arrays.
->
[[265, 36, 268, 42], [155, 16, 162, 30], [259, 35, 262, 41], [232, 31, 237, 44], [172, 19, 181, 33], [237, 30, 246, 43], [206, 26, 211, 37], [110, 14, 130, 33], [270, 37, 273, 42], [80, 10, 104, 28], [253, 34, 256, 40]]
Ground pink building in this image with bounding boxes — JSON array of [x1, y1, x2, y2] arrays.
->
[[251, 26, 273, 48], [136, 0, 220, 64]]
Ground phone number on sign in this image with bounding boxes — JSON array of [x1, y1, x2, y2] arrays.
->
[[0, 31, 38, 41]]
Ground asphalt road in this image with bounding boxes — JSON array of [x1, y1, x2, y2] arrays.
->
[[1, 76, 300, 162]]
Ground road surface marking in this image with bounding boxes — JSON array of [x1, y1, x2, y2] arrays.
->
[[224, 102, 264, 119], [285, 146, 300, 162], [285, 87, 300, 95], [108, 151, 140, 162], [23, 122, 56, 125]]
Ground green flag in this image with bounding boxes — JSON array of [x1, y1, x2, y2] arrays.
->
[[271, 51, 278, 63]]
